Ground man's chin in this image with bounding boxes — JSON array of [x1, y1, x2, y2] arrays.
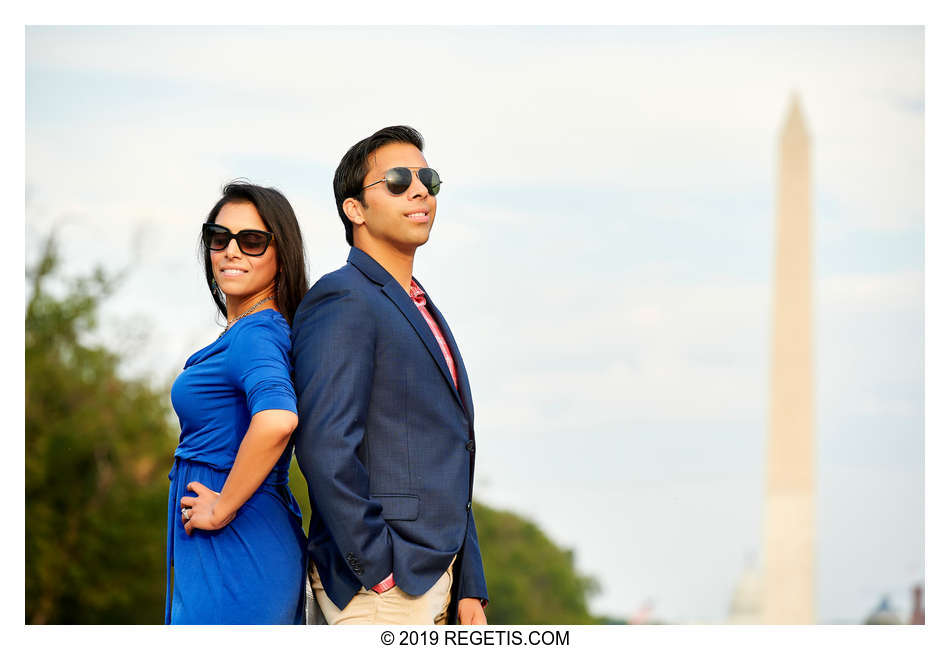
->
[[407, 230, 431, 248]]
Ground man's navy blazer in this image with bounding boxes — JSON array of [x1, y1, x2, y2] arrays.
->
[[292, 247, 488, 615]]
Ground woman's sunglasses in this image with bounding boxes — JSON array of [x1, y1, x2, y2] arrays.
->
[[202, 223, 273, 257], [361, 167, 441, 196]]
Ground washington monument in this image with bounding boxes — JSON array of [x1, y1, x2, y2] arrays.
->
[[762, 94, 816, 624]]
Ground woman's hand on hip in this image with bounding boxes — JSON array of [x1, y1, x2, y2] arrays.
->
[[180, 481, 236, 535]]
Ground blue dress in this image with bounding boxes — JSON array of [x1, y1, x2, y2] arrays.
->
[[166, 309, 307, 624]]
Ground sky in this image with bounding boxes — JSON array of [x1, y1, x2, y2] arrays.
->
[[24, 25, 925, 623]]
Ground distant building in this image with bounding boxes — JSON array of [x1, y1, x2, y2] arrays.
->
[[910, 584, 924, 625], [727, 557, 763, 624], [864, 596, 901, 625], [627, 599, 655, 625]]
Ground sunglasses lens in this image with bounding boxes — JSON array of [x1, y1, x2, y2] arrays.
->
[[418, 168, 441, 196], [204, 226, 230, 250], [238, 232, 269, 255], [385, 167, 413, 195]]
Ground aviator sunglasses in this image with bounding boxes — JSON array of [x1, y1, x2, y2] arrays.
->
[[202, 223, 274, 257], [361, 167, 442, 196]]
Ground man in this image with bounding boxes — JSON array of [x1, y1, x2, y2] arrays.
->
[[292, 126, 489, 625]]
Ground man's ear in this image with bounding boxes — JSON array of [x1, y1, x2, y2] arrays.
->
[[343, 197, 366, 226]]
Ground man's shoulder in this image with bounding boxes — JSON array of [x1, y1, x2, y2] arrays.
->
[[313, 262, 360, 289], [294, 262, 378, 329], [305, 261, 374, 299]]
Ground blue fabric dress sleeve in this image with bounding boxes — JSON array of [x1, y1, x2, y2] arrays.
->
[[226, 315, 298, 416]]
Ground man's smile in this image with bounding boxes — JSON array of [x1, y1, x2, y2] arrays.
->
[[405, 209, 429, 223]]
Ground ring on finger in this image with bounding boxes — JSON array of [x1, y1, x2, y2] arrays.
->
[[181, 507, 192, 521]]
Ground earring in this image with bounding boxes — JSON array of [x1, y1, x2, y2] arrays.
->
[[211, 279, 220, 294]]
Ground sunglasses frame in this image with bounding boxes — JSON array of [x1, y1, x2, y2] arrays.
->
[[202, 223, 274, 257], [361, 166, 442, 196]]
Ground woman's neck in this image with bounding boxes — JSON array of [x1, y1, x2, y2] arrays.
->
[[225, 287, 277, 322]]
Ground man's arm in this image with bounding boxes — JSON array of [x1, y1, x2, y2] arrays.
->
[[458, 509, 490, 604], [293, 285, 393, 588], [456, 509, 489, 623]]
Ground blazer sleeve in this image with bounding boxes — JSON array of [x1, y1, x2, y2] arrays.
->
[[458, 508, 490, 604], [292, 284, 393, 588]]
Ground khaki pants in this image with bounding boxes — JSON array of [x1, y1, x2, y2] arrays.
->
[[310, 557, 455, 625]]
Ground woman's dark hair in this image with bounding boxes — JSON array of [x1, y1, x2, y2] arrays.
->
[[333, 125, 425, 246], [202, 181, 308, 325]]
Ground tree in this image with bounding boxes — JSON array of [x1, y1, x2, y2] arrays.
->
[[474, 502, 602, 624], [26, 236, 177, 623]]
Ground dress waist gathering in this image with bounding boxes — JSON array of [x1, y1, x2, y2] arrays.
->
[[168, 455, 292, 487]]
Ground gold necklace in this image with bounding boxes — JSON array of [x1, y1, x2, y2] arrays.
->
[[219, 295, 275, 339]]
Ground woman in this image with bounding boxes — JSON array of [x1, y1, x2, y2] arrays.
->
[[165, 182, 309, 624]]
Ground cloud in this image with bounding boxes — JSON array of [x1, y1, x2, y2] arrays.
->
[[816, 271, 923, 420], [467, 278, 771, 437], [818, 270, 923, 313], [27, 27, 923, 196]]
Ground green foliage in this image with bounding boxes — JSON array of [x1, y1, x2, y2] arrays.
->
[[25, 236, 177, 624], [288, 456, 311, 532], [474, 502, 602, 624]]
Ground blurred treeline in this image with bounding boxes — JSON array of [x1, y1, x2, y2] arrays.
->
[[25, 235, 603, 625]]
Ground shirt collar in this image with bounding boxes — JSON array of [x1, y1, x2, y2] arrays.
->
[[409, 279, 426, 304]]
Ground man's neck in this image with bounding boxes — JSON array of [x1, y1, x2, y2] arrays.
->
[[353, 241, 416, 293]]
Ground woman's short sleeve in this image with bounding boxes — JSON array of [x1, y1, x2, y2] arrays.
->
[[226, 316, 298, 416]]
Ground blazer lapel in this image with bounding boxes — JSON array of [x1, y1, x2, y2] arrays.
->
[[380, 280, 465, 409], [423, 291, 474, 421], [347, 247, 466, 411]]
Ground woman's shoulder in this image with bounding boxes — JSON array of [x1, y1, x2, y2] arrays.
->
[[226, 309, 292, 351]]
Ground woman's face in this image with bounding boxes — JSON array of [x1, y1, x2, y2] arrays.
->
[[210, 201, 278, 302]]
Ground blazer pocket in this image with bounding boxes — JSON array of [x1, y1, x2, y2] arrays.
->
[[372, 494, 420, 521]]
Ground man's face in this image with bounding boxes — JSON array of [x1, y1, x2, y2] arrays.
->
[[347, 141, 437, 255]]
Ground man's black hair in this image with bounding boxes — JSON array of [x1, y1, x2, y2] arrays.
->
[[332, 125, 425, 246]]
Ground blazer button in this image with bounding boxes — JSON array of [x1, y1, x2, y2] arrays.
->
[[465, 501, 472, 511], [465, 440, 475, 452]]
